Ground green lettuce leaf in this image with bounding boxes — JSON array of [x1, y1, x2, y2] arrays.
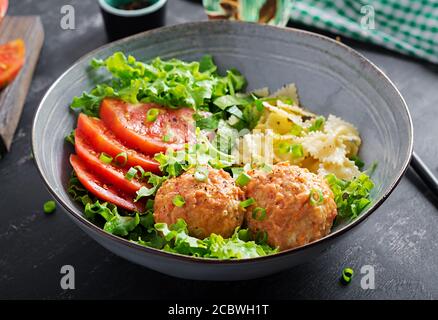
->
[[70, 52, 247, 116]]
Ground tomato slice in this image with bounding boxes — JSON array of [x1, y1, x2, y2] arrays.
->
[[0, 38, 25, 88], [99, 98, 196, 155], [0, 0, 8, 20], [70, 155, 144, 212], [75, 130, 147, 194], [76, 113, 160, 174]]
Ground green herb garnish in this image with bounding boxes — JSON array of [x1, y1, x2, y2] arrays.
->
[[172, 195, 186, 207], [125, 167, 138, 181], [99, 152, 113, 164], [43, 200, 56, 214], [146, 108, 159, 122], [326, 173, 374, 221], [240, 198, 255, 208]]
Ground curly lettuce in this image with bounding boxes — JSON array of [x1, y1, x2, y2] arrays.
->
[[70, 53, 246, 117]]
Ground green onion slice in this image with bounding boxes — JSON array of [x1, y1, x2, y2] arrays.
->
[[125, 167, 138, 181], [134, 165, 145, 179], [114, 152, 128, 166], [146, 108, 159, 122], [290, 123, 303, 136], [163, 132, 173, 142], [291, 144, 304, 158], [278, 142, 291, 154], [99, 152, 113, 164], [236, 172, 251, 187], [43, 200, 56, 214], [309, 116, 325, 132], [252, 207, 267, 221], [231, 167, 244, 179], [341, 267, 354, 284], [309, 188, 324, 206], [172, 195, 185, 207], [240, 197, 255, 208]]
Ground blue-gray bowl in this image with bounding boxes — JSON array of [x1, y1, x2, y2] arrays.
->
[[32, 21, 413, 280]]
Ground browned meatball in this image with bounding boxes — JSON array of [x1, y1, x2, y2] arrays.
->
[[154, 167, 245, 239], [244, 162, 337, 250]]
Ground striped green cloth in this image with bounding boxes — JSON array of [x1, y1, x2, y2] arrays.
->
[[290, 0, 438, 63]]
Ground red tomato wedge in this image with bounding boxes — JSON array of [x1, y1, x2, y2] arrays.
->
[[0, 0, 7, 20], [76, 113, 160, 174], [75, 130, 147, 194], [0, 38, 25, 88], [99, 98, 196, 155], [70, 155, 144, 212]]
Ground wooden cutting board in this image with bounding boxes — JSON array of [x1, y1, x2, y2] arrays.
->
[[0, 16, 44, 155]]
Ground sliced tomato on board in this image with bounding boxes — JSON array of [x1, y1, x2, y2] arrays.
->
[[99, 98, 196, 155], [75, 130, 147, 194], [0, 0, 8, 20], [76, 113, 160, 174], [70, 155, 144, 212], [0, 38, 25, 88]]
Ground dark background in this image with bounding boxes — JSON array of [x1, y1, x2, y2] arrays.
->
[[1, 0, 438, 299]]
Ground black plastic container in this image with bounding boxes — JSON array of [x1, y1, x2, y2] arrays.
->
[[99, 0, 167, 41]]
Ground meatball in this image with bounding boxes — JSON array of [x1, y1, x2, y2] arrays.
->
[[244, 162, 337, 250], [154, 167, 245, 239]]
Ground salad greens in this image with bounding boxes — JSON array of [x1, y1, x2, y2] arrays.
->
[[71, 52, 246, 117], [71, 51, 265, 132], [67, 174, 276, 258], [325, 172, 375, 222]]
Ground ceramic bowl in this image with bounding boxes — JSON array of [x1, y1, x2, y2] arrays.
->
[[32, 21, 413, 280]]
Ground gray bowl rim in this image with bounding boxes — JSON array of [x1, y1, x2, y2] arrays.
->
[[32, 20, 414, 265]]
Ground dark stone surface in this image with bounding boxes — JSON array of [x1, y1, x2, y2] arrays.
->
[[0, 0, 437, 299]]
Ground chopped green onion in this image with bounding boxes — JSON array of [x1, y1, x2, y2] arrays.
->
[[236, 172, 251, 187], [341, 267, 354, 285], [99, 152, 113, 164], [227, 105, 243, 119], [240, 197, 255, 208], [255, 99, 265, 112], [290, 123, 303, 136], [309, 188, 324, 206], [43, 200, 56, 214], [114, 152, 128, 166], [163, 131, 173, 142], [194, 167, 209, 182], [134, 165, 145, 179], [146, 108, 159, 122], [231, 167, 244, 179], [252, 207, 267, 221], [125, 167, 138, 181], [172, 195, 185, 207], [278, 142, 303, 158], [350, 155, 365, 170], [278, 142, 291, 154], [227, 115, 240, 126], [308, 116, 325, 132], [291, 144, 304, 158]]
